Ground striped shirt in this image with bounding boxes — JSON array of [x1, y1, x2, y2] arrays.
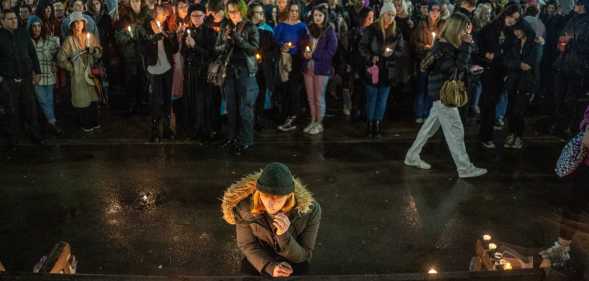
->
[[33, 36, 60, 86]]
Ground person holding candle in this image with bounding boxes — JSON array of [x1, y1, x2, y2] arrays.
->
[[412, 0, 445, 124], [169, 0, 190, 137], [301, 3, 337, 135], [181, 3, 215, 141], [142, 4, 178, 142], [221, 162, 321, 277], [114, 0, 150, 116], [215, 0, 260, 154], [273, 0, 306, 132], [358, 2, 406, 138], [57, 12, 103, 133], [404, 13, 487, 178]]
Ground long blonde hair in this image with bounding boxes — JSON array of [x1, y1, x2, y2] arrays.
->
[[377, 12, 397, 39], [439, 13, 470, 48], [250, 191, 296, 215]]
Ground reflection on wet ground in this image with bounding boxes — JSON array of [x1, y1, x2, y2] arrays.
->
[[0, 140, 582, 276]]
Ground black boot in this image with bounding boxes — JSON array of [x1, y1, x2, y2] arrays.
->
[[150, 119, 160, 143], [374, 120, 383, 139], [163, 117, 175, 140]]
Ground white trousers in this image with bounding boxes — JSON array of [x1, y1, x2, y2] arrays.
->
[[406, 101, 475, 172]]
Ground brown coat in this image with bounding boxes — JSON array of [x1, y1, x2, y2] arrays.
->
[[221, 172, 321, 275]]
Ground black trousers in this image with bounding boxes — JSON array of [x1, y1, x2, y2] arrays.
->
[[560, 165, 589, 240], [240, 258, 309, 277], [275, 73, 303, 123], [76, 102, 98, 129], [0, 77, 42, 143], [150, 70, 173, 122], [479, 67, 503, 142], [506, 90, 530, 138], [124, 62, 146, 109], [179, 69, 213, 137], [552, 72, 584, 134]]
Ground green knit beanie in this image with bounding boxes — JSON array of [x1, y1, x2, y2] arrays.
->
[[256, 163, 295, 195]]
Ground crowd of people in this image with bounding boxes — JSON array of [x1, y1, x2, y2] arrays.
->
[[0, 0, 588, 155]]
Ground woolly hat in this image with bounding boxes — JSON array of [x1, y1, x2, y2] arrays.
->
[[577, 0, 589, 7], [428, 0, 441, 10], [68, 11, 87, 26], [256, 163, 295, 196], [27, 15, 42, 30], [188, 3, 205, 15], [380, 1, 396, 15]]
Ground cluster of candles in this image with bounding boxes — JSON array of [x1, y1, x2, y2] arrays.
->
[[482, 234, 512, 271]]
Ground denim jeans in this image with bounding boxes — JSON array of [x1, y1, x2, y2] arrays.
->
[[495, 92, 508, 120], [35, 85, 56, 124], [415, 71, 432, 119], [365, 84, 391, 122], [224, 68, 259, 146], [469, 79, 482, 112]]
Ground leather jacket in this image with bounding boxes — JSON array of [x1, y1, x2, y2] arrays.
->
[[215, 20, 259, 75]]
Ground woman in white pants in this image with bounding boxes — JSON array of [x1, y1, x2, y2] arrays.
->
[[404, 13, 487, 179]]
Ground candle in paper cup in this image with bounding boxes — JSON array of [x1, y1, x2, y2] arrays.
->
[[432, 32, 436, 41], [305, 46, 311, 52], [128, 26, 133, 37], [187, 29, 191, 35], [483, 234, 492, 241], [488, 243, 497, 251], [156, 21, 161, 30]]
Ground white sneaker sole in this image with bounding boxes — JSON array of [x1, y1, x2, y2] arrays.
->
[[404, 159, 432, 170]]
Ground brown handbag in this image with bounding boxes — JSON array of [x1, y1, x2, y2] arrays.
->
[[440, 70, 468, 107]]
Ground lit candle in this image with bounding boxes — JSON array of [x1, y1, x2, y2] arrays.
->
[[305, 46, 311, 53], [156, 21, 161, 30], [86, 32, 91, 46], [428, 268, 438, 274], [128, 25, 133, 38], [287, 42, 292, 48], [432, 32, 436, 41], [483, 234, 492, 241], [187, 29, 191, 36], [385, 47, 392, 53], [256, 53, 261, 61], [488, 243, 497, 251], [503, 262, 512, 270]]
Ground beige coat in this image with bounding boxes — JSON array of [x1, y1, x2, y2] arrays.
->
[[57, 34, 102, 108], [221, 172, 321, 275]]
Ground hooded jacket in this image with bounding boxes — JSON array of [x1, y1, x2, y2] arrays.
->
[[221, 172, 321, 275], [503, 21, 540, 93]]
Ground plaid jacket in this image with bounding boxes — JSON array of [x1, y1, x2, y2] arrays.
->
[[33, 36, 60, 86]]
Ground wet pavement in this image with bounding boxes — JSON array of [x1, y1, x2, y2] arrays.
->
[[0, 120, 582, 277]]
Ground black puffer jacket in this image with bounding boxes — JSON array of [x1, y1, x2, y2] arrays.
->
[[474, 19, 517, 69], [503, 22, 540, 93], [215, 20, 259, 75], [358, 22, 406, 86], [427, 40, 472, 100]]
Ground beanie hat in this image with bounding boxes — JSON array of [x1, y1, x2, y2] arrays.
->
[[256, 163, 295, 196], [428, 0, 441, 10], [68, 11, 87, 26], [188, 3, 205, 15], [27, 15, 42, 30], [380, 1, 396, 15]]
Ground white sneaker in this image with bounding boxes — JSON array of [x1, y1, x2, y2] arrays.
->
[[404, 157, 432, 170], [512, 137, 523, 149], [481, 141, 496, 149], [458, 167, 488, 178], [308, 123, 323, 135], [304, 122, 316, 134], [278, 117, 297, 132], [504, 134, 515, 148], [540, 241, 571, 268]]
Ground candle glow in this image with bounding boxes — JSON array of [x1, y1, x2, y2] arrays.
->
[[256, 53, 261, 60], [488, 243, 497, 250], [305, 46, 311, 52], [483, 234, 492, 241], [503, 262, 512, 270], [428, 268, 438, 274], [432, 32, 436, 40]]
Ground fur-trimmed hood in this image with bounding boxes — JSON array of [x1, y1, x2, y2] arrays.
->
[[221, 171, 315, 225]]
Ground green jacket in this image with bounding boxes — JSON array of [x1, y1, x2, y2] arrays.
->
[[221, 172, 321, 275]]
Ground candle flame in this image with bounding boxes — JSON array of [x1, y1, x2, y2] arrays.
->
[[385, 47, 392, 52], [256, 53, 261, 60], [488, 243, 497, 250], [504, 262, 512, 270], [483, 234, 492, 241], [128, 26, 132, 32], [305, 46, 311, 52], [428, 268, 438, 274], [287, 42, 292, 47]]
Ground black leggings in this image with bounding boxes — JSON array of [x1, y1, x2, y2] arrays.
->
[[560, 165, 589, 240], [506, 91, 530, 138]]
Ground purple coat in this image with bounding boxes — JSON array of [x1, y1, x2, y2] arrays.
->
[[302, 25, 338, 76]]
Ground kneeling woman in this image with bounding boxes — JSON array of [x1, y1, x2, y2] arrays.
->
[[221, 163, 321, 278]]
